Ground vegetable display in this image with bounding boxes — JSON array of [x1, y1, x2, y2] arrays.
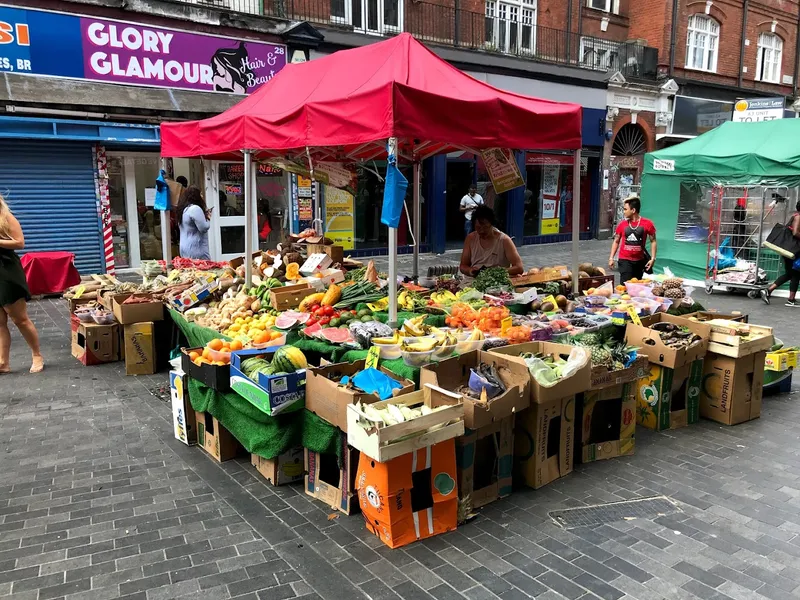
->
[[473, 267, 512, 292]]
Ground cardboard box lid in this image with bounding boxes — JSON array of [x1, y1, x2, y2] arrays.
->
[[488, 341, 592, 403], [624, 313, 710, 369], [419, 351, 530, 429], [111, 293, 164, 325]]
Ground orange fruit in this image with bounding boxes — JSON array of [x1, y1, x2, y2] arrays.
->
[[193, 358, 202, 366], [254, 332, 269, 345], [208, 339, 224, 351], [202, 348, 212, 360], [230, 340, 243, 351], [189, 351, 200, 362]]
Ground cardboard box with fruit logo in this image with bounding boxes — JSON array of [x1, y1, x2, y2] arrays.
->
[[514, 395, 575, 489], [356, 440, 458, 549], [252, 447, 304, 486], [576, 383, 636, 463], [635, 360, 703, 431], [700, 351, 765, 426], [455, 416, 514, 514]]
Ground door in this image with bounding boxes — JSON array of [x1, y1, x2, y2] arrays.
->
[[210, 161, 259, 262]]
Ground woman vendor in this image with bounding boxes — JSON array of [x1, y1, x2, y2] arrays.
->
[[459, 206, 524, 278]]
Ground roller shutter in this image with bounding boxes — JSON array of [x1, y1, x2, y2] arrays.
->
[[0, 141, 101, 274]]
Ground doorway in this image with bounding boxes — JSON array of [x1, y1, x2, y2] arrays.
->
[[446, 161, 474, 245]]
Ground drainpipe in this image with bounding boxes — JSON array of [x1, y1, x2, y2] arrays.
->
[[738, 0, 749, 88], [669, 0, 679, 76], [794, 12, 800, 97], [567, 0, 573, 64]]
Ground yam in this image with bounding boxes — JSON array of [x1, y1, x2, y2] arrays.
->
[[578, 262, 594, 274], [579, 271, 590, 279]]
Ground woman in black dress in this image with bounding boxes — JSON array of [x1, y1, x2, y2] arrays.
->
[[0, 196, 43, 373]]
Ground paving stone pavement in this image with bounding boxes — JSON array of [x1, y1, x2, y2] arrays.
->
[[3, 240, 800, 600]]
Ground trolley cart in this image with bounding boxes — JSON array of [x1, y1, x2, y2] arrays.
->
[[705, 185, 789, 303]]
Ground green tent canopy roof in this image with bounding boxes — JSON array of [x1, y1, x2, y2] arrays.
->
[[644, 119, 800, 181]]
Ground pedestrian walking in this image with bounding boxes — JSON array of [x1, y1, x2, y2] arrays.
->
[[460, 185, 484, 237], [0, 195, 43, 374], [763, 200, 800, 306], [177, 185, 212, 260], [608, 195, 657, 284]]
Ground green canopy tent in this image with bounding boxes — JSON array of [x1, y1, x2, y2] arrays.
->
[[642, 119, 800, 281]]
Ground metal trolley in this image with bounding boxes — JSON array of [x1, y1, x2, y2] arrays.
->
[[705, 185, 791, 301]]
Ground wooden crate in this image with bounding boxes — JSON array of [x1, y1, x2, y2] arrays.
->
[[346, 384, 464, 463], [268, 283, 315, 311], [511, 271, 567, 287], [707, 322, 774, 358]]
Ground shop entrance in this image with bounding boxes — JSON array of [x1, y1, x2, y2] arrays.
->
[[445, 160, 475, 244], [107, 152, 163, 269]]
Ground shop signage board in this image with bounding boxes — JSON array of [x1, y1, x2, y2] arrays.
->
[[732, 98, 784, 122], [480, 148, 524, 194], [324, 186, 355, 250], [0, 5, 287, 94]]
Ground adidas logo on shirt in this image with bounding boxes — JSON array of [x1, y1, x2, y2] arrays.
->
[[626, 233, 638, 242]]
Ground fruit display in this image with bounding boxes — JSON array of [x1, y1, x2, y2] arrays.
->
[[239, 346, 308, 381], [456, 362, 509, 400], [351, 400, 449, 430], [650, 321, 703, 348], [570, 330, 635, 371], [473, 267, 512, 292], [334, 281, 385, 309]]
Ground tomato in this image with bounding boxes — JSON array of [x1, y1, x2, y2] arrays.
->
[[311, 304, 321, 313], [314, 307, 326, 317], [351, 310, 358, 315], [323, 305, 334, 316], [319, 317, 331, 325], [306, 318, 318, 326]]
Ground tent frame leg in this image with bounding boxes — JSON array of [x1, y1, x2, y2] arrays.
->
[[412, 161, 421, 282], [243, 150, 253, 290], [572, 148, 582, 294]]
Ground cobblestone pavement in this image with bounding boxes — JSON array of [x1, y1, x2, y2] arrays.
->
[[2, 240, 800, 600]]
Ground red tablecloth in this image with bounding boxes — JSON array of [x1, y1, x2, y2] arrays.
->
[[20, 251, 81, 296]]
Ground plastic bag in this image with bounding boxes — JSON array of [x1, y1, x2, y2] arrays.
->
[[625, 282, 654, 297], [154, 170, 169, 211], [381, 156, 408, 228], [523, 347, 589, 388], [345, 368, 403, 401]]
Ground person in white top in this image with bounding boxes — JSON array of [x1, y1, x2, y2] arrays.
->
[[459, 185, 484, 237]]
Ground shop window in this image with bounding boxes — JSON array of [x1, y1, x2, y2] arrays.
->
[[612, 123, 647, 156], [353, 163, 417, 250], [523, 154, 591, 238], [107, 157, 130, 269], [685, 14, 719, 72], [133, 157, 163, 262], [756, 33, 782, 84]]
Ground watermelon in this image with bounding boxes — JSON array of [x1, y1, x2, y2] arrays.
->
[[275, 314, 299, 329], [302, 322, 323, 338], [283, 310, 310, 324], [319, 327, 353, 345], [272, 346, 308, 372]]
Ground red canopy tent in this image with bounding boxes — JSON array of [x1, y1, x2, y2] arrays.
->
[[161, 33, 583, 321]]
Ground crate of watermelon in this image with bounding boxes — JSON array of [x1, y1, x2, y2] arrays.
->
[[230, 346, 308, 416]]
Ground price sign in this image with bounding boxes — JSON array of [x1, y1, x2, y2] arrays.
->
[[626, 306, 642, 326], [501, 316, 513, 335], [543, 295, 559, 310], [168, 269, 181, 281], [73, 285, 86, 299], [365, 346, 380, 369]]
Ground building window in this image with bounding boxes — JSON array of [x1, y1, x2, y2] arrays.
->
[[685, 14, 719, 72], [579, 37, 620, 71], [586, 0, 619, 14], [756, 32, 783, 83], [331, 0, 403, 35], [485, 0, 537, 55], [612, 123, 647, 156]]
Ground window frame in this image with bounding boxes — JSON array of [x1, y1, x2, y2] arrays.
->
[[586, 0, 620, 14], [485, 0, 537, 56], [330, 0, 403, 35], [685, 14, 720, 73], [756, 32, 783, 83]]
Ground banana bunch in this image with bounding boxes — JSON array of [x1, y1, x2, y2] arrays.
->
[[367, 297, 390, 312], [430, 290, 458, 306], [401, 315, 427, 337], [398, 290, 427, 312], [372, 331, 402, 345]]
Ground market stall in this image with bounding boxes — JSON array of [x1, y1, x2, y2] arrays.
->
[[642, 120, 800, 282]]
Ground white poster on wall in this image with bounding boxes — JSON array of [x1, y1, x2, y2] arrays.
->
[[542, 166, 560, 197]]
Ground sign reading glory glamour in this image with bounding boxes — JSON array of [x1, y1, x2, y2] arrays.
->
[[0, 6, 287, 93]]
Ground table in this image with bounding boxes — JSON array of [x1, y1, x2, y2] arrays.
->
[[20, 251, 81, 295]]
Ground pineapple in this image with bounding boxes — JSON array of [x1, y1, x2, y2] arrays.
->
[[652, 285, 664, 296], [590, 344, 613, 367], [578, 332, 600, 347], [663, 277, 683, 290]]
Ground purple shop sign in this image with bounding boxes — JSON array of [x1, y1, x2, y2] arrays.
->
[[80, 17, 287, 94]]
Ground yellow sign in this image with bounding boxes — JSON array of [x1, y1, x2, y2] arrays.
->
[[74, 285, 86, 299], [540, 218, 560, 235], [365, 346, 380, 369], [325, 186, 355, 250], [543, 295, 559, 309], [501, 316, 513, 335], [626, 305, 642, 326]]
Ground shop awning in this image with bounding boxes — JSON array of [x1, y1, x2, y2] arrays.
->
[[160, 33, 581, 161]]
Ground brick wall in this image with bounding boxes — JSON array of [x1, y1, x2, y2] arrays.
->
[[628, 0, 799, 94]]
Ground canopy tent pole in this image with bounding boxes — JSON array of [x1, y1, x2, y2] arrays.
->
[[571, 149, 582, 294], [243, 150, 253, 289], [388, 228, 398, 325], [160, 158, 172, 270], [412, 161, 421, 281]]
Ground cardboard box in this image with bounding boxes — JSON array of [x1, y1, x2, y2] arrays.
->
[[196, 411, 240, 463], [706, 322, 773, 358], [684, 311, 748, 323], [251, 447, 304, 486], [356, 439, 458, 549], [305, 440, 360, 515], [347, 385, 465, 463], [230, 251, 262, 270], [181, 347, 231, 393], [111, 293, 164, 325], [456, 416, 514, 512], [170, 370, 197, 446], [306, 243, 344, 265], [514, 395, 575, 489], [625, 314, 710, 369], [169, 274, 219, 311], [71, 322, 120, 365], [230, 349, 305, 416], [488, 341, 592, 403], [123, 322, 156, 376], [576, 383, 635, 464], [67, 296, 94, 314], [765, 350, 799, 371], [590, 356, 649, 390], [305, 360, 415, 432], [420, 351, 530, 429], [635, 359, 703, 431], [302, 268, 346, 290], [300, 253, 333, 275], [268, 283, 316, 312], [700, 352, 765, 425]]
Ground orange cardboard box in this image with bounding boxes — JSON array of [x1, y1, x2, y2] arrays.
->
[[356, 440, 458, 549]]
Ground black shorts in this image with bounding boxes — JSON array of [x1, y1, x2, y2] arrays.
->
[[618, 259, 646, 284]]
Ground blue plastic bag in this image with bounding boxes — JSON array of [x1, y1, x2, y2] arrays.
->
[[380, 155, 408, 228], [342, 368, 403, 401], [154, 170, 169, 211], [793, 256, 800, 271]]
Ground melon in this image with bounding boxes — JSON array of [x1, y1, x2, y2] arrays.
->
[[283, 310, 310, 324], [302, 322, 323, 338], [272, 346, 307, 372], [320, 327, 353, 345], [275, 315, 299, 329]]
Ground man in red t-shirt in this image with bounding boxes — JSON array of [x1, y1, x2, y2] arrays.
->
[[608, 195, 657, 284]]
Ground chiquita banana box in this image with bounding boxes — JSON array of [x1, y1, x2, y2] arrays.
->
[[635, 359, 702, 431]]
